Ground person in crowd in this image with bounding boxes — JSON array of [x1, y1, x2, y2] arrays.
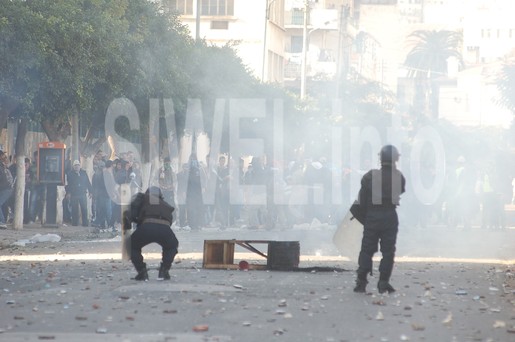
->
[[123, 186, 178, 281], [103, 160, 117, 230], [202, 155, 216, 226], [112, 159, 129, 227], [448, 156, 478, 229], [185, 154, 204, 230], [159, 157, 175, 208], [0, 151, 14, 229], [129, 161, 142, 197], [92, 161, 109, 230], [353, 145, 406, 294], [214, 155, 230, 228], [176, 163, 189, 228], [66, 160, 92, 227], [22, 158, 33, 224], [244, 156, 270, 229], [228, 157, 245, 226], [29, 150, 44, 224]]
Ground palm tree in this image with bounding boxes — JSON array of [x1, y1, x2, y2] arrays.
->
[[404, 30, 463, 119], [496, 61, 515, 115]]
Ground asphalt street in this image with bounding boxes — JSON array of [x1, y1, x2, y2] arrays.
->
[[0, 223, 514, 341]]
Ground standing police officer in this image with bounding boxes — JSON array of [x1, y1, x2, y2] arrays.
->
[[123, 186, 178, 281], [354, 145, 406, 294]]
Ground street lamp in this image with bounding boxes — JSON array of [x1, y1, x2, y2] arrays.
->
[[300, 0, 335, 99]]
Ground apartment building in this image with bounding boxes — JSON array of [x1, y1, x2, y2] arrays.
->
[[163, 0, 285, 83], [162, 1, 513, 127], [356, 0, 514, 127]]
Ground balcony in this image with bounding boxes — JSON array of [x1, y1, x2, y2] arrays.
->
[[284, 52, 336, 80], [285, 8, 338, 29]]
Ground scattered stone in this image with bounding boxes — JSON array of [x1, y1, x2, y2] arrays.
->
[[192, 324, 209, 332], [492, 321, 505, 328], [442, 312, 453, 326], [411, 323, 425, 331], [273, 329, 285, 336], [37, 335, 55, 340]]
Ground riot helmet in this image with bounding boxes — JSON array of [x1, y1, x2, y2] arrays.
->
[[379, 145, 400, 163], [146, 186, 163, 199]]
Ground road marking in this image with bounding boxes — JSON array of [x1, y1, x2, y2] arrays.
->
[[0, 252, 513, 264]]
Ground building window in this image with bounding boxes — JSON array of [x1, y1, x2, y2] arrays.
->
[[211, 20, 229, 29], [291, 8, 304, 25], [201, 0, 234, 16], [291, 36, 303, 53], [167, 0, 193, 15]]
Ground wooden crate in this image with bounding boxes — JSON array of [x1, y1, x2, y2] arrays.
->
[[203, 240, 235, 268], [202, 240, 271, 270]]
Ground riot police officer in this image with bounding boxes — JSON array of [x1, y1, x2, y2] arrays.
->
[[123, 186, 178, 281], [353, 145, 406, 294]]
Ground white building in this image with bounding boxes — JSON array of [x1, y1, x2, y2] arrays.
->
[[163, 0, 285, 83], [356, 0, 514, 128], [163, 1, 514, 127]]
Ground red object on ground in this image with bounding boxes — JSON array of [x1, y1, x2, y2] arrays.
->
[[238, 260, 249, 271]]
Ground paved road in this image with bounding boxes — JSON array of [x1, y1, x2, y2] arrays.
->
[[0, 224, 514, 341]]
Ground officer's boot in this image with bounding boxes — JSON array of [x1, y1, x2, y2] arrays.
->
[[353, 270, 368, 293], [157, 262, 171, 280], [377, 273, 395, 294], [134, 263, 148, 281]]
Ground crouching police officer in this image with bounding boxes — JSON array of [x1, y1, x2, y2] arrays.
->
[[354, 145, 405, 294], [123, 186, 178, 281]]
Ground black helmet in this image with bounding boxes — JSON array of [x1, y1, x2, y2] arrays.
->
[[379, 145, 400, 163], [146, 186, 163, 198]]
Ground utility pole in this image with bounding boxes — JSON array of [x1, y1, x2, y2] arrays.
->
[[195, 0, 201, 41], [262, 0, 277, 82], [335, 4, 349, 99], [300, 0, 309, 99]]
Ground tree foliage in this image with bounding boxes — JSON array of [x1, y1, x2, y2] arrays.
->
[[496, 62, 515, 115], [1, 0, 300, 159], [403, 30, 463, 119], [404, 30, 463, 78]]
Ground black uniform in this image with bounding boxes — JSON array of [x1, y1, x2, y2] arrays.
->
[[354, 145, 405, 294], [124, 187, 178, 280]]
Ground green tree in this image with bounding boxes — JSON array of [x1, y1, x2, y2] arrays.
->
[[404, 30, 463, 119], [496, 62, 515, 114]]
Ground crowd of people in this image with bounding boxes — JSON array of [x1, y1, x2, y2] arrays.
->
[[0, 148, 513, 231]]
